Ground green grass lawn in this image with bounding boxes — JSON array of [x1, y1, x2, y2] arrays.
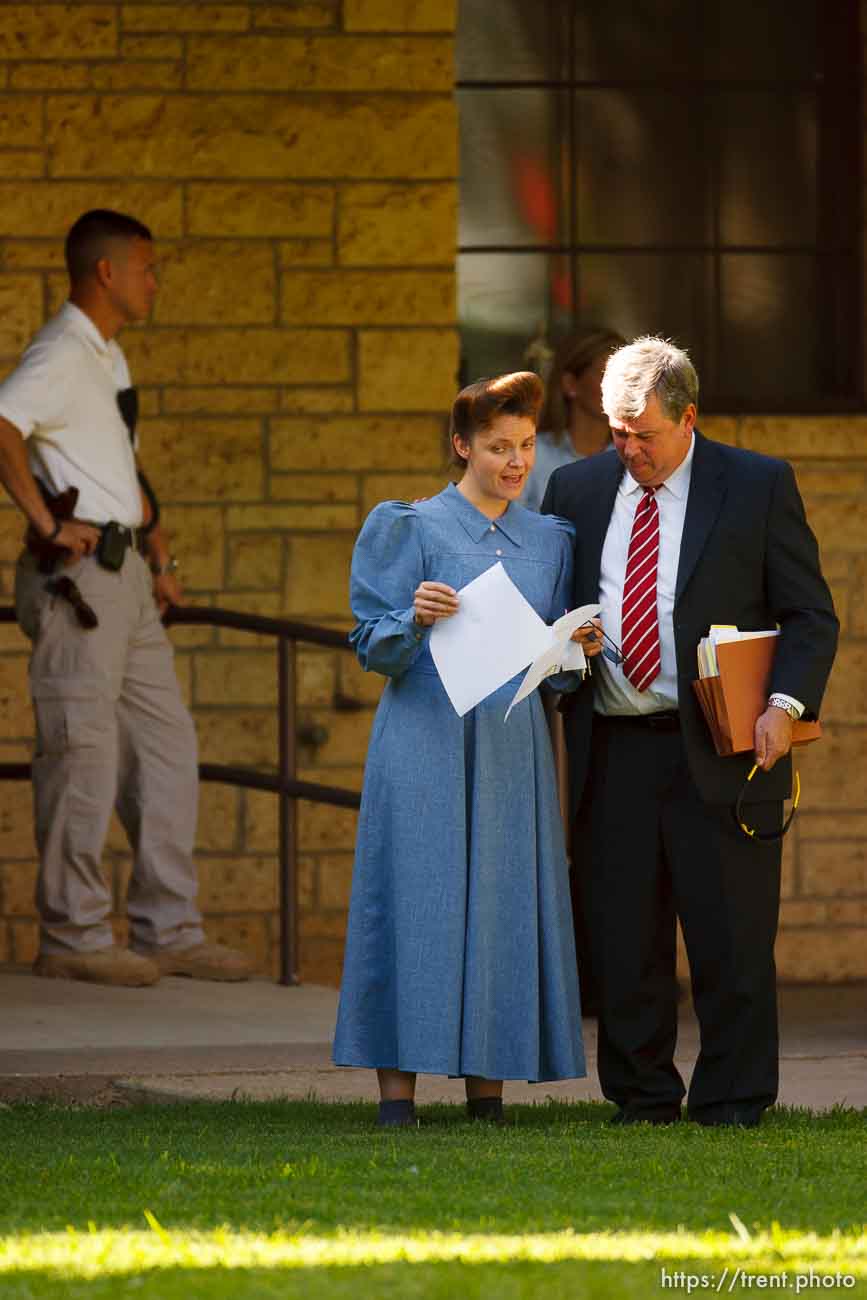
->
[[0, 1099, 864, 1298]]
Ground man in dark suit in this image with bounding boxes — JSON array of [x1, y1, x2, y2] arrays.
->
[[542, 336, 838, 1127]]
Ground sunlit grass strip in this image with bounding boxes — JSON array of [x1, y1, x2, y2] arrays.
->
[[0, 1225, 864, 1278]]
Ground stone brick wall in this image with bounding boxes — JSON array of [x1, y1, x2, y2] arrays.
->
[[0, 1, 863, 988], [0, 0, 458, 982]]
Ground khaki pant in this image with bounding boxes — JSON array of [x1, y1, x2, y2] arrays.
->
[[15, 547, 204, 954]]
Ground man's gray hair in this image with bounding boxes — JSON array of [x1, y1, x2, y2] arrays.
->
[[601, 335, 699, 424]]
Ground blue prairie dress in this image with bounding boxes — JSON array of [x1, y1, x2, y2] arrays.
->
[[332, 482, 586, 1083]]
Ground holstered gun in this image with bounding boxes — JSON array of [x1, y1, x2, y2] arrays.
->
[[26, 481, 79, 574]]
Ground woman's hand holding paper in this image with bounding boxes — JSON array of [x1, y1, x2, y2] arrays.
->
[[414, 580, 459, 627], [570, 616, 605, 657]]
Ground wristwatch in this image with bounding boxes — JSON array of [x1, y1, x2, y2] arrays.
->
[[768, 694, 799, 721], [150, 555, 179, 577]]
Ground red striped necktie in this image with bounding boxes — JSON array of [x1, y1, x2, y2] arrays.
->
[[621, 487, 661, 693]]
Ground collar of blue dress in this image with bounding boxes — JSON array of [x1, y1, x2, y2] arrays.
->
[[440, 481, 525, 547]]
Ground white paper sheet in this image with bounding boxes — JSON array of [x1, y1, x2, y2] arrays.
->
[[503, 603, 600, 720], [428, 561, 600, 719], [429, 563, 553, 717]]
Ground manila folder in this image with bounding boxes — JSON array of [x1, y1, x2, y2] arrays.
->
[[716, 635, 822, 753]]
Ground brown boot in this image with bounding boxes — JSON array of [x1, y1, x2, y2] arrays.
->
[[33, 946, 161, 987], [136, 941, 255, 982]]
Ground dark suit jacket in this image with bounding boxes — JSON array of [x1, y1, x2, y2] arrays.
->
[[542, 431, 839, 809]]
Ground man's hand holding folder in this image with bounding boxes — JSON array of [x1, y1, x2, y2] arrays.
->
[[692, 628, 821, 766]]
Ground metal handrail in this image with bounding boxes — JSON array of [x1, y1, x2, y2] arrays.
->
[[0, 603, 362, 986]]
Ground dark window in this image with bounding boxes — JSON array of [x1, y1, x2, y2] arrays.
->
[[457, 0, 861, 411]]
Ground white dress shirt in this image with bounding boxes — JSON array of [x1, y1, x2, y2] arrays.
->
[[594, 439, 695, 715], [0, 302, 141, 526], [593, 436, 803, 718]]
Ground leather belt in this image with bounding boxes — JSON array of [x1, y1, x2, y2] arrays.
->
[[597, 710, 681, 732]]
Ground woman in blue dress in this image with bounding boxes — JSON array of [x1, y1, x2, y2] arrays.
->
[[332, 372, 603, 1126]]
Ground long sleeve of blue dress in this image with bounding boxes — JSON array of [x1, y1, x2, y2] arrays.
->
[[349, 501, 430, 678], [545, 516, 585, 696]]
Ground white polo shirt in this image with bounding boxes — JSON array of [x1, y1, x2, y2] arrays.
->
[[0, 302, 142, 526]]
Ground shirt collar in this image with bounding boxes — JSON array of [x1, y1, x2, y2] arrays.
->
[[60, 301, 113, 356], [619, 433, 695, 501], [442, 481, 524, 545]]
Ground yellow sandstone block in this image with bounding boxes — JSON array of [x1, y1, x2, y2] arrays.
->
[[11, 917, 38, 965], [187, 34, 452, 92], [317, 852, 356, 910], [297, 649, 339, 708], [253, 3, 338, 29], [163, 387, 280, 415], [0, 275, 42, 359], [186, 329, 350, 385], [362, 471, 448, 514], [171, 505, 225, 590], [204, 914, 268, 969], [800, 840, 867, 898], [775, 927, 867, 981], [0, 152, 44, 179], [1, 241, 65, 269], [122, 328, 188, 385], [227, 503, 358, 531], [0, 181, 183, 237], [270, 415, 445, 471], [0, 5, 117, 58], [120, 5, 250, 33], [279, 240, 334, 267], [140, 417, 264, 503], [805, 499, 867, 553], [0, 809, 37, 865], [0, 656, 32, 741], [187, 182, 333, 238], [278, 388, 354, 414], [227, 534, 284, 591], [195, 783, 240, 853], [10, 63, 89, 90], [196, 856, 278, 913], [738, 414, 867, 458], [194, 708, 278, 767], [46, 94, 457, 180], [269, 473, 358, 503], [793, 465, 866, 495], [280, 270, 455, 326], [298, 801, 358, 854], [0, 97, 41, 148], [358, 328, 459, 411], [816, 644, 867, 725], [344, 0, 456, 30], [194, 651, 278, 708], [120, 33, 184, 58], [153, 241, 276, 326], [90, 61, 184, 91], [338, 182, 456, 266], [285, 534, 355, 618], [302, 708, 375, 767]]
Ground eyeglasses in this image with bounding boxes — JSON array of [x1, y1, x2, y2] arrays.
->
[[48, 576, 99, 630], [734, 764, 800, 842], [578, 619, 626, 667]]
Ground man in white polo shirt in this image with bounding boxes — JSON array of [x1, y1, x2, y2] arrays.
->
[[0, 209, 253, 986]]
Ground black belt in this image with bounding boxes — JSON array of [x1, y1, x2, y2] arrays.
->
[[597, 710, 680, 732], [93, 522, 147, 556]]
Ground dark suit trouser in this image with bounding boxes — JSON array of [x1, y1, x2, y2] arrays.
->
[[575, 715, 782, 1121]]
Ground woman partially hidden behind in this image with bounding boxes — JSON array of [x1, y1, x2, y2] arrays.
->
[[332, 372, 601, 1126]]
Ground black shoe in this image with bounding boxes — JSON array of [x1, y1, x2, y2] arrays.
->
[[689, 1105, 763, 1129], [467, 1097, 505, 1124], [377, 1099, 417, 1128], [609, 1107, 681, 1126]]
